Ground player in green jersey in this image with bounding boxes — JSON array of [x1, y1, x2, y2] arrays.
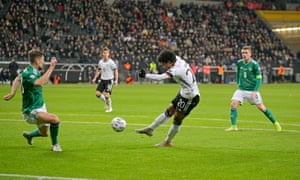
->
[[3, 50, 62, 151], [226, 46, 282, 132]]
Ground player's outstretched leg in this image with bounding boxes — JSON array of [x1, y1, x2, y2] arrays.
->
[[23, 132, 33, 145], [136, 111, 171, 137], [262, 109, 282, 132], [274, 121, 282, 132], [22, 129, 41, 145], [136, 127, 153, 137], [148, 111, 171, 129]]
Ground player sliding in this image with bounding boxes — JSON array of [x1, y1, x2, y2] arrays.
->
[[136, 49, 200, 147], [226, 45, 282, 132], [3, 50, 62, 152]]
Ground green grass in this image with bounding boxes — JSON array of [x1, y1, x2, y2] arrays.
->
[[0, 83, 300, 180]]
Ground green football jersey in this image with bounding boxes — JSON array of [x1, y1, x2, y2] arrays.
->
[[236, 59, 262, 91], [21, 66, 44, 113]]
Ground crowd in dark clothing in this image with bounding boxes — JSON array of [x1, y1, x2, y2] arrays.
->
[[0, 0, 297, 73]]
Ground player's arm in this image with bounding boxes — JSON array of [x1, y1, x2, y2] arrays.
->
[[250, 64, 262, 99], [139, 69, 170, 80], [145, 73, 170, 80], [92, 68, 101, 83], [34, 57, 57, 86], [254, 64, 262, 91], [236, 62, 240, 85], [3, 74, 21, 101], [114, 68, 118, 86]]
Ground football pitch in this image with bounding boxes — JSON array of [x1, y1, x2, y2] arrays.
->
[[0, 83, 300, 180]]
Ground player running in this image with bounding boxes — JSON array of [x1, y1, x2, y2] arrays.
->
[[136, 49, 200, 147], [3, 50, 62, 152], [92, 47, 118, 113], [226, 45, 282, 132]]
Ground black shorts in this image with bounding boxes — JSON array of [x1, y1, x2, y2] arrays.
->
[[171, 93, 200, 115], [96, 79, 113, 94]]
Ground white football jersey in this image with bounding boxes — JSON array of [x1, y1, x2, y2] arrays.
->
[[98, 58, 117, 80], [167, 56, 200, 99]]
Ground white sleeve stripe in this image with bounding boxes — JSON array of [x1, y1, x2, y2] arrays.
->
[[145, 73, 169, 81]]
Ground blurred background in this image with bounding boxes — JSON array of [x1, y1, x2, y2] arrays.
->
[[0, 0, 299, 84]]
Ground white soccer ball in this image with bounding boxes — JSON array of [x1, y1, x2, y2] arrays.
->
[[111, 117, 126, 132]]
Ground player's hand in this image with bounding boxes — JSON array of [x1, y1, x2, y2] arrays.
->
[[139, 69, 146, 78], [3, 93, 14, 101], [50, 57, 57, 67], [114, 80, 118, 86]]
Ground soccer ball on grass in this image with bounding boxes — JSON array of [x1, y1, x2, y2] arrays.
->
[[111, 117, 126, 132]]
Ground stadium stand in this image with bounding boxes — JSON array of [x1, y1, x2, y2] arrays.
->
[[0, 0, 299, 83]]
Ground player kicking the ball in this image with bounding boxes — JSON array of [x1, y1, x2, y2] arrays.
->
[[92, 47, 118, 113], [3, 50, 62, 152], [225, 46, 282, 132], [136, 49, 200, 147]]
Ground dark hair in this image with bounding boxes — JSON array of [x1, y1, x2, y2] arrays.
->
[[157, 49, 176, 63], [29, 50, 44, 64], [102, 47, 110, 52]]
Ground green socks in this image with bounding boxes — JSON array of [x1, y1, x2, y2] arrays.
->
[[230, 108, 276, 127], [50, 123, 60, 145], [263, 109, 276, 123], [28, 125, 60, 145], [230, 108, 237, 125], [29, 129, 41, 137]]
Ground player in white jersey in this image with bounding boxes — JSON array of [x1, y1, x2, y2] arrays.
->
[[136, 49, 200, 147], [92, 47, 118, 112]]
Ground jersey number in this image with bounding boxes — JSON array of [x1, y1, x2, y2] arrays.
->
[[243, 71, 247, 78]]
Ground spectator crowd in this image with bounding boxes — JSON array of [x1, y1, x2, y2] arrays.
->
[[0, 0, 297, 83]]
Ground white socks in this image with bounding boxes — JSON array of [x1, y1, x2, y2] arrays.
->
[[99, 95, 112, 110], [148, 112, 171, 130], [99, 94, 105, 101], [165, 124, 180, 143], [148, 111, 180, 143], [105, 97, 112, 109]]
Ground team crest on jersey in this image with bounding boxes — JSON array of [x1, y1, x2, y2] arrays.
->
[[30, 74, 35, 79], [248, 67, 252, 71]]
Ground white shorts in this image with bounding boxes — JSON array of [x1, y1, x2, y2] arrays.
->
[[22, 104, 50, 128], [231, 89, 263, 105]]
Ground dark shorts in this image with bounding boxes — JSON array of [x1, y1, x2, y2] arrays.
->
[[96, 79, 113, 94], [171, 93, 200, 115]]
